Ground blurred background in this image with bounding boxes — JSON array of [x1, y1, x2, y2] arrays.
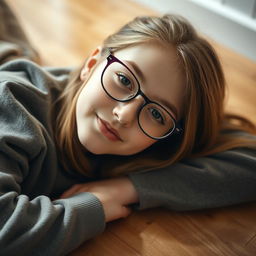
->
[[6, 0, 256, 65], [133, 0, 256, 62]]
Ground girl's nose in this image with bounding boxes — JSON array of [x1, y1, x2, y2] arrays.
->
[[112, 96, 144, 127]]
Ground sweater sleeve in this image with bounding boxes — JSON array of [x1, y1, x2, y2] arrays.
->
[[0, 185, 105, 255], [128, 146, 256, 211]]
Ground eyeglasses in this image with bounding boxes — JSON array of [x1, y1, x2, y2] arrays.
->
[[101, 54, 182, 140]]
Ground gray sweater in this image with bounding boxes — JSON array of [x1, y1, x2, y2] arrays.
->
[[0, 1, 256, 255]]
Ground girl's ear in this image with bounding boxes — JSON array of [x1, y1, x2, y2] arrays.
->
[[80, 46, 102, 81]]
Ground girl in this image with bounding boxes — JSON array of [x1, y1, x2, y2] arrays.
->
[[0, 1, 255, 255]]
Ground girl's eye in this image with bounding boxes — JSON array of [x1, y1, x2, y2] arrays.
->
[[150, 108, 165, 124], [117, 73, 132, 89]]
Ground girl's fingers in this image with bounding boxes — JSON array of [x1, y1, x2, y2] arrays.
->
[[121, 206, 132, 218]]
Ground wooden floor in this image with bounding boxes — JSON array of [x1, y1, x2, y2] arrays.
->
[[6, 0, 256, 255]]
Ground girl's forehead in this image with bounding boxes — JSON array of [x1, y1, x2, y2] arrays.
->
[[114, 42, 170, 59], [114, 42, 182, 77]]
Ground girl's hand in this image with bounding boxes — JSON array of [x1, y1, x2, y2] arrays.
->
[[60, 177, 139, 222]]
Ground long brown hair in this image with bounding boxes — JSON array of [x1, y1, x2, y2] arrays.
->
[[53, 14, 256, 177]]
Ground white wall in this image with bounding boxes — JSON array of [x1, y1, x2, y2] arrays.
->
[[131, 0, 256, 62]]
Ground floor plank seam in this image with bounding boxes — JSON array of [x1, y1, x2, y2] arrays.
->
[[244, 233, 256, 247]]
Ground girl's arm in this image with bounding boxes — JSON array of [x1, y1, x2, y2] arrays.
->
[[0, 174, 106, 256], [60, 177, 138, 222], [128, 144, 256, 211], [62, 137, 256, 212]]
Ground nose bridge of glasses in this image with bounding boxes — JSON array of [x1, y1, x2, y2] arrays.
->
[[123, 95, 144, 111], [128, 93, 146, 109]]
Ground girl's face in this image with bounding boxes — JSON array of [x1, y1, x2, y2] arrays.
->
[[76, 42, 185, 155]]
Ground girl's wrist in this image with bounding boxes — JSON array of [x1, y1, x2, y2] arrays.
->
[[114, 177, 139, 204]]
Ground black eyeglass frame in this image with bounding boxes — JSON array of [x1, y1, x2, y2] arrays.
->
[[100, 54, 182, 140]]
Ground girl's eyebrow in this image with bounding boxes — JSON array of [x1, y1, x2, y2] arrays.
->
[[125, 60, 178, 119]]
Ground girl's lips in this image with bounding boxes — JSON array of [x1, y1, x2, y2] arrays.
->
[[97, 116, 122, 142]]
